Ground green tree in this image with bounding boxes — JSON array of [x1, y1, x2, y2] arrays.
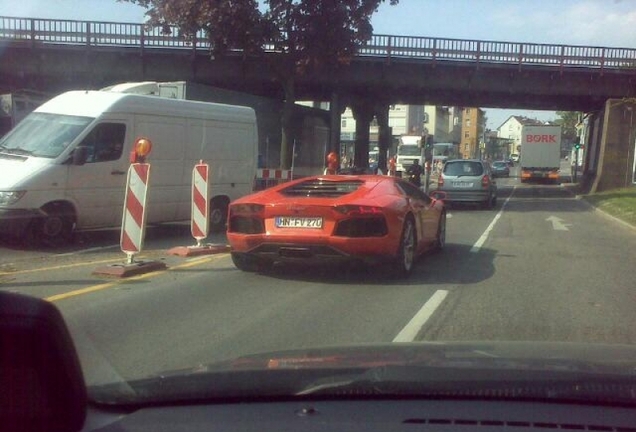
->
[[119, 0, 399, 168], [555, 111, 580, 145]]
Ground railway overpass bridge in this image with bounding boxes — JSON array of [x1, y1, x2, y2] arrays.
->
[[1, 16, 635, 190]]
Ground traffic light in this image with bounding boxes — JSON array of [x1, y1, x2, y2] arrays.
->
[[573, 137, 581, 150]]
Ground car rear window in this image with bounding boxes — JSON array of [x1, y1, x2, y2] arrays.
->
[[443, 161, 484, 176], [280, 179, 363, 197], [493, 162, 507, 167]]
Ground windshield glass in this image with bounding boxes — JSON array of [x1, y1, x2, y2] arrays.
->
[[3, 0, 636, 412], [443, 161, 484, 176], [0, 112, 93, 158], [397, 145, 421, 156], [432, 144, 456, 158]]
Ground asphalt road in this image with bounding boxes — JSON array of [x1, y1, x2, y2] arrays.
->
[[2, 171, 635, 388]]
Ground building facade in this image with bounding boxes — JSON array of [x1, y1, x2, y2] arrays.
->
[[460, 108, 486, 159], [423, 106, 453, 143]]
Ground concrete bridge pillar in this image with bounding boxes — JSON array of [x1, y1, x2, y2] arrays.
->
[[375, 103, 391, 173], [328, 92, 347, 157], [591, 99, 636, 192], [351, 99, 374, 168]]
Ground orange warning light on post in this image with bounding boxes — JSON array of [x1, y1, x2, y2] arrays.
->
[[130, 137, 153, 163]]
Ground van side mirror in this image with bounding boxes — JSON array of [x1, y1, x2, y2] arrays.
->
[[72, 146, 89, 165]]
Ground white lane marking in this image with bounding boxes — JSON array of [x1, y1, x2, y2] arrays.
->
[[545, 215, 571, 231], [393, 290, 449, 342], [470, 186, 516, 253], [55, 244, 120, 257], [446, 213, 453, 219]]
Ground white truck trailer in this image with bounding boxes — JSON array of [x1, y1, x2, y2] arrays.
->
[[519, 125, 562, 183]]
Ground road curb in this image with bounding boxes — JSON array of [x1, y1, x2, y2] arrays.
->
[[573, 193, 636, 233]]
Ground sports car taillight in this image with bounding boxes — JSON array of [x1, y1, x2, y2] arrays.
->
[[230, 204, 264, 216], [229, 203, 265, 234], [333, 205, 387, 237], [229, 217, 264, 234], [334, 217, 388, 237], [334, 205, 383, 216]]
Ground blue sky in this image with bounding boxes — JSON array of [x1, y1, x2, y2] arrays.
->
[[3, 0, 636, 129]]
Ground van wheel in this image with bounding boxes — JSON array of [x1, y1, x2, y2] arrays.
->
[[31, 205, 75, 247], [209, 197, 229, 232]]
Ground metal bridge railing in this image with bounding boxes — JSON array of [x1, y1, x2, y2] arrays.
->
[[2, 16, 636, 70]]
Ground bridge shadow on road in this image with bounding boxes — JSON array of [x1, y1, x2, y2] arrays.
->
[[258, 243, 496, 287], [445, 184, 592, 214], [502, 185, 592, 214]]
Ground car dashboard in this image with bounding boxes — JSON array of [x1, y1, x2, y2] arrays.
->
[[83, 398, 636, 431]]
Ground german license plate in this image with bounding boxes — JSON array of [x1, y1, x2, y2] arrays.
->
[[275, 217, 323, 228], [452, 182, 474, 188]]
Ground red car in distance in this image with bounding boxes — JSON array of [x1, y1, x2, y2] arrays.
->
[[227, 175, 447, 277]]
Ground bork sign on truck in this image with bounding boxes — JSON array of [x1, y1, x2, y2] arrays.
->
[[519, 125, 562, 183]]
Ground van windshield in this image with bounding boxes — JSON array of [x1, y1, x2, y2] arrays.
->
[[397, 145, 421, 156], [0, 112, 93, 158]]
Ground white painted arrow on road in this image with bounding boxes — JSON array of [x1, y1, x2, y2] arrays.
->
[[546, 216, 571, 231]]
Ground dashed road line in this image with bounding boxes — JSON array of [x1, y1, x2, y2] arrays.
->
[[470, 186, 516, 253], [55, 244, 120, 257], [393, 290, 449, 342], [42, 253, 228, 302], [0, 258, 122, 276]]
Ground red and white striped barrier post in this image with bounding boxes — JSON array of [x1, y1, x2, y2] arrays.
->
[[93, 137, 168, 277], [191, 161, 209, 247], [166, 161, 229, 257], [120, 162, 150, 264]]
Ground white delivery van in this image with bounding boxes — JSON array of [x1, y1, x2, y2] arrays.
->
[[0, 90, 258, 244]]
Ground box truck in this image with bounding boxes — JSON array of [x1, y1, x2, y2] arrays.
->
[[519, 125, 562, 183], [0, 90, 258, 244], [395, 135, 424, 176]]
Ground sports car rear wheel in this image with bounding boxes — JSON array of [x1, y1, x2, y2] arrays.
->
[[435, 211, 446, 252], [231, 252, 271, 273], [395, 217, 416, 278]]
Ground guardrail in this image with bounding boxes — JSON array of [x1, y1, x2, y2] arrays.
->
[[2, 16, 636, 71]]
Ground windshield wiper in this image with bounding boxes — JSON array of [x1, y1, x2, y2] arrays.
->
[[1, 147, 34, 156]]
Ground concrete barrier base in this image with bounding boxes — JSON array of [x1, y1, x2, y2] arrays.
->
[[92, 260, 167, 278], [167, 244, 230, 257]]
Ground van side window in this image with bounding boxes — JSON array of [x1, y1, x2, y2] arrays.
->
[[80, 123, 126, 163]]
